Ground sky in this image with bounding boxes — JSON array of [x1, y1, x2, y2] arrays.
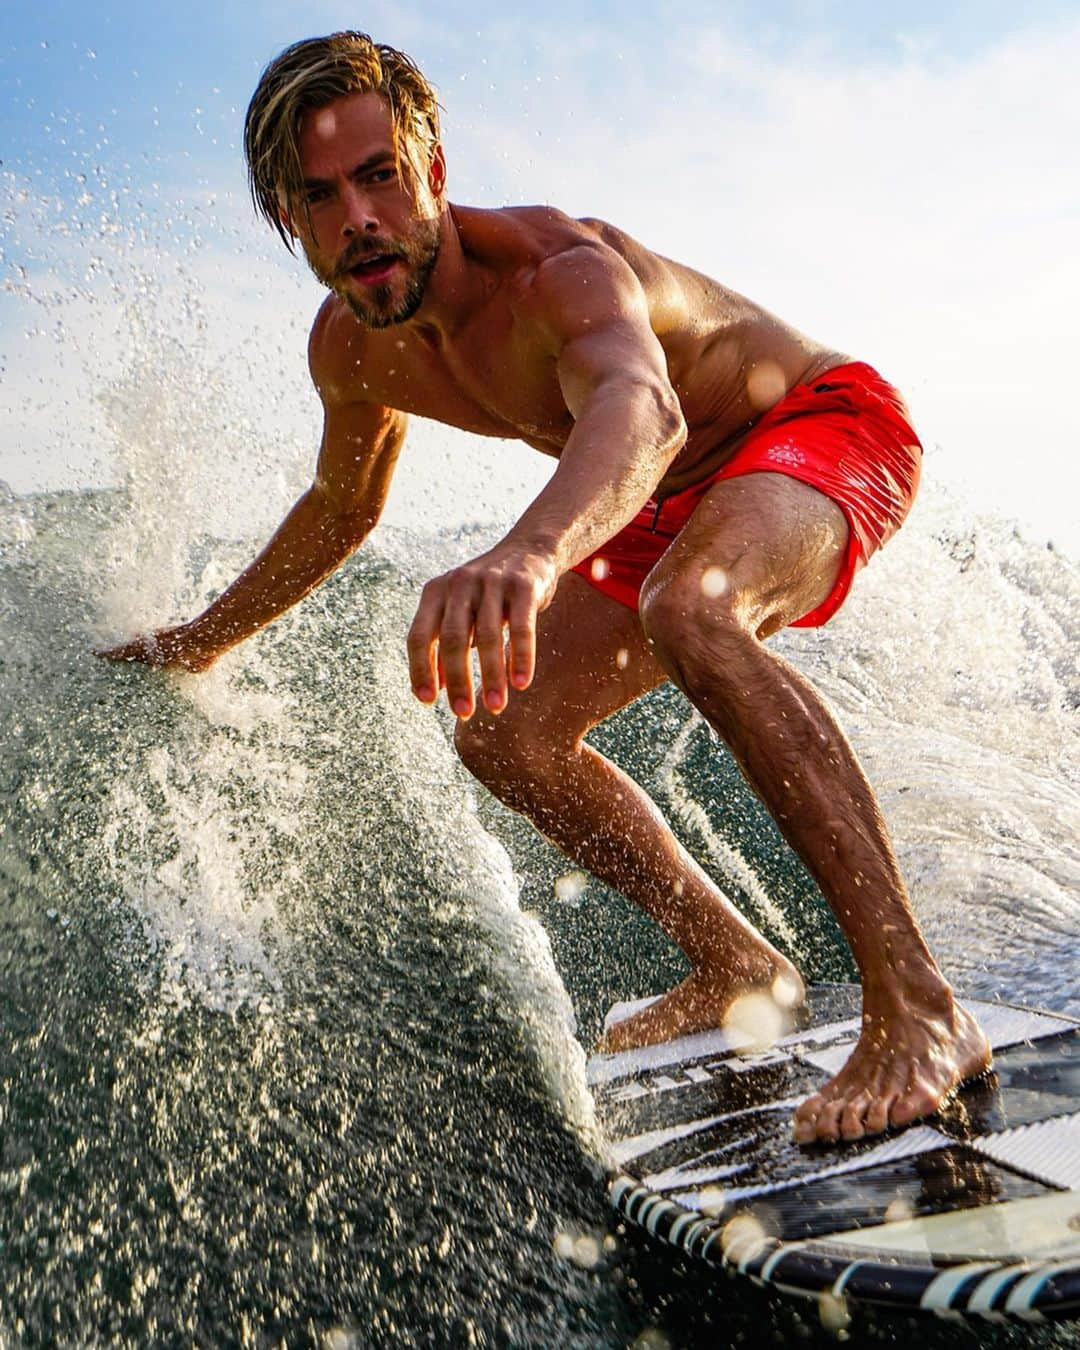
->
[[2, 0, 1078, 552]]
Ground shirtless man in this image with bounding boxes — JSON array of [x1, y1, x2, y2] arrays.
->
[[100, 32, 991, 1144]]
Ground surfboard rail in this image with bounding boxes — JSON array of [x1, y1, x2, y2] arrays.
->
[[590, 984, 1080, 1324], [608, 1172, 1080, 1322]]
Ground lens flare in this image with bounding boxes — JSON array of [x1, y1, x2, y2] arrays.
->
[[746, 359, 786, 410], [771, 972, 802, 1010], [719, 1212, 767, 1264], [723, 991, 785, 1053]]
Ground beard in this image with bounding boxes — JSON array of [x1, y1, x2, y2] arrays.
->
[[308, 218, 441, 330]]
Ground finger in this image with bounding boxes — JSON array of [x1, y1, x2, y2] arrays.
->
[[506, 579, 538, 691], [407, 584, 444, 702], [473, 588, 509, 713], [437, 589, 478, 719]]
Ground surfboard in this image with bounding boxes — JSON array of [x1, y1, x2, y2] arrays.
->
[[587, 983, 1080, 1324]]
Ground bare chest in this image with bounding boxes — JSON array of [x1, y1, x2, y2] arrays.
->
[[354, 310, 575, 453]]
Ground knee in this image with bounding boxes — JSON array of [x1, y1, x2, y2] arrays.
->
[[453, 716, 504, 786], [453, 714, 557, 799], [639, 566, 757, 696]]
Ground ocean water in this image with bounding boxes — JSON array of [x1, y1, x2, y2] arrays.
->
[[2, 180, 1079, 1347], [1, 465, 1077, 1346]]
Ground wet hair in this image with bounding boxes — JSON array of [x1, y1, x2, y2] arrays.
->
[[244, 32, 441, 251]]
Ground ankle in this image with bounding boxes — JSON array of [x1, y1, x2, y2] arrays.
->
[[862, 967, 955, 1016]]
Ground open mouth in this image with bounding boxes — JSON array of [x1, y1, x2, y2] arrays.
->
[[345, 254, 401, 285]]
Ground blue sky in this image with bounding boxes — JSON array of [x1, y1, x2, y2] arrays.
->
[[5, 1, 1076, 192], [3, 2, 1079, 550]]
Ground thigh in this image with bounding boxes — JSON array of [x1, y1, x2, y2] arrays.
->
[[643, 472, 850, 640], [462, 570, 668, 750]]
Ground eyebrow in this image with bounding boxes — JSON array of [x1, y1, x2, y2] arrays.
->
[[302, 150, 396, 189]]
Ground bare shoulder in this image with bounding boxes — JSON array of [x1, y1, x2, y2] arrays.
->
[[307, 294, 373, 406], [306, 297, 406, 459], [492, 208, 650, 345]]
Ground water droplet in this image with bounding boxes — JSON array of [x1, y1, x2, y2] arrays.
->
[[571, 1233, 601, 1268], [633, 1330, 672, 1350], [818, 1291, 851, 1334], [554, 870, 587, 904], [884, 1195, 914, 1223]]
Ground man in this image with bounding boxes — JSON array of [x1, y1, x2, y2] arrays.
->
[[100, 32, 991, 1144]]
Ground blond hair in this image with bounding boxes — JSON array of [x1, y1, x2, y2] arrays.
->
[[244, 32, 441, 250]]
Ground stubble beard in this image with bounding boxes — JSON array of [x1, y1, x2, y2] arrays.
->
[[311, 217, 442, 330]]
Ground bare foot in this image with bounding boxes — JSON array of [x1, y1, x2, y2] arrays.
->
[[792, 989, 992, 1145], [599, 960, 805, 1054]]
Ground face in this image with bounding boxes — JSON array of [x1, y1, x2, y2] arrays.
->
[[291, 91, 444, 329]]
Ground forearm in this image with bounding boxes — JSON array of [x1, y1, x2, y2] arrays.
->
[[180, 487, 370, 660], [505, 377, 686, 571]]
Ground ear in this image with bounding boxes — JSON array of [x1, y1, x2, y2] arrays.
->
[[427, 144, 447, 202], [276, 198, 298, 239]]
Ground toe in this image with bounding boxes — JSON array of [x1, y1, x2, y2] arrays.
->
[[793, 1092, 826, 1144], [813, 1098, 847, 1144], [864, 1088, 897, 1136], [839, 1091, 875, 1141], [890, 1076, 941, 1129]]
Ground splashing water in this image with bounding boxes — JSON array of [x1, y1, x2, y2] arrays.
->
[[2, 163, 1077, 1347]]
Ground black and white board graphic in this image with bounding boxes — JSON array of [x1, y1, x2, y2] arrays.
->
[[587, 984, 1080, 1323]]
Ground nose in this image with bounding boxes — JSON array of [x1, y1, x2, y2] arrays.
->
[[340, 184, 379, 239]]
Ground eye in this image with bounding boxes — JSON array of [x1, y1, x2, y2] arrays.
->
[[370, 168, 396, 184], [304, 186, 330, 205]]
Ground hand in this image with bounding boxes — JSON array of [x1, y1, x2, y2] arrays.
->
[[95, 624, 216, 672], [407, 546, 558, 719]]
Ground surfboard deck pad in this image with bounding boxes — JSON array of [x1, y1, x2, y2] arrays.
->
[[587, 983, 1080, 1323]]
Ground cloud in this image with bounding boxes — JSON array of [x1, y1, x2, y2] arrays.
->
[[3, 7, 1078, 550], [440, 12, 1080, 546]]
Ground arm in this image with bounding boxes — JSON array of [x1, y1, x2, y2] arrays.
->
[[407, 244, 685, 717], [99, 319, 406, 671], [507, 257, 687, 573]]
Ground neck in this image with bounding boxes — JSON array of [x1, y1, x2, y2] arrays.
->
[[406, 202, 486, 342]]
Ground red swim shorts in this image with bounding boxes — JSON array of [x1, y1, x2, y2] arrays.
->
[[571, 361, 922, 627]]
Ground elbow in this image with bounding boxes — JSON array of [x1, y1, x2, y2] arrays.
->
[[308, 486, 378, 549], [330, 507, 378, 548], [657, 385, 688, 457], [629, 376, 686, 460]]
